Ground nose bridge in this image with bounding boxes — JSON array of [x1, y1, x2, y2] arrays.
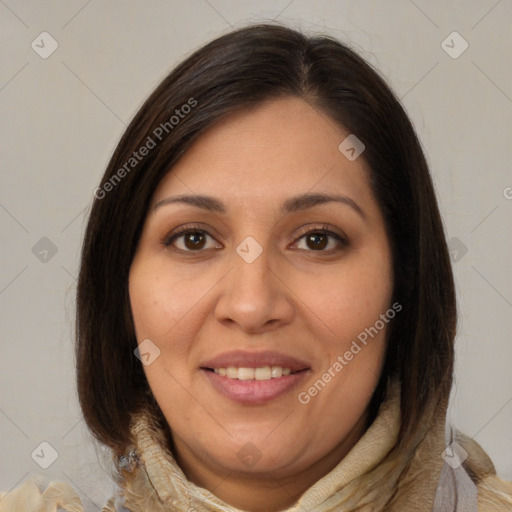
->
[[215, 234, 292, 331], [235, 234, 266, 266], [231, 234, 274, 295]]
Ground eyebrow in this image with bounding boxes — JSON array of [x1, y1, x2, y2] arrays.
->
[[153, 192, 366, 220]]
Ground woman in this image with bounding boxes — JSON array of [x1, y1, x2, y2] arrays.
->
[[1, 23, 511, 512]]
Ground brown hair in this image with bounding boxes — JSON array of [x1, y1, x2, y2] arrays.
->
[[76, 23, 456, 457]]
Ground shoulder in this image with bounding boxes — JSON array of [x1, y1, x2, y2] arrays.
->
[[477, 475, 512, 511], [0, 475, 120, 512], [455, 430, 512, 511], [0, 475, 84, 512]]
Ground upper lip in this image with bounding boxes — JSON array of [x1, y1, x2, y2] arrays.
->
[[200, 350, 310, 372]]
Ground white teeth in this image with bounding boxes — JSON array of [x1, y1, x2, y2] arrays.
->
[[271, 366, 282, 378], [211, 366, 295, 380], [238, 367, 255, 380], [227, 366, 238, 378], [255, 366, 272, 380]]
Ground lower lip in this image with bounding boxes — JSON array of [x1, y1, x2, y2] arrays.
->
[[201, 369, 309, 405]]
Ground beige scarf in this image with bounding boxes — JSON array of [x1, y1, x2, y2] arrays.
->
[[105, 379, 507, 511], [3, 379, 510, 512]]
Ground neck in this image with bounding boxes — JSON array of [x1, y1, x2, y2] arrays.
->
[[171, 412, 369, 512]]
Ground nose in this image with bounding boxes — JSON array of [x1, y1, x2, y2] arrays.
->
[[214, 243, 295, 334]]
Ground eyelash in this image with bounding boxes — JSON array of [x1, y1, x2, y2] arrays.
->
[[162, 223, 349, 255]]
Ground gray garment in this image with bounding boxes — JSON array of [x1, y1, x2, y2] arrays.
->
[[433, 424, 479, 511]]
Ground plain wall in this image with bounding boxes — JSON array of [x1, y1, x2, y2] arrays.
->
[[1, 1, 511, 509]]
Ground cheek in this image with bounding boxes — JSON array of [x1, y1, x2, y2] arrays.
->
[[292, 250, 392, 402], [129, 261, 202, 343], [294, 269, 389, 450], [128, 262, 201, 412], [298, 255, 392, 345]]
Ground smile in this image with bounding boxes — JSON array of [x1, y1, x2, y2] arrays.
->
[[209, 366, 295, 380], [200, 350, 311, 404]]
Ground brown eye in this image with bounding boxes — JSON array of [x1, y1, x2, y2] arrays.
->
[[182, 231, 208, 250], [163, 225, 348, 255], [305, 233, 329, 250], [295, 228, 348, 253], [164, 228, 220, 252]]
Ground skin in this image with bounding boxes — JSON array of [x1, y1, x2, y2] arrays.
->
[[129, 96, 394, 511]]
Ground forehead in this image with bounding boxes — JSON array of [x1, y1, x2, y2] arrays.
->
[[151, 96, 374, 213]]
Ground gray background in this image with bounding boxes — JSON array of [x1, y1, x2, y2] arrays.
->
[[1, 1, 511, 509]]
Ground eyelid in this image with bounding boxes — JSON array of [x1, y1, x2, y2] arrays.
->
[[162, 223, 220, 248], [162, 223, 349, 252], [292, 224, 348, 245]]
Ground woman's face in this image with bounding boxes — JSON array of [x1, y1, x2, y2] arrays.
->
[[129, 97, 393, 487]]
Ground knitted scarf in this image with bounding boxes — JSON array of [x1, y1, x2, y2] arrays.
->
[[2, 381, 511, 512], [104, 379, 502, 511]]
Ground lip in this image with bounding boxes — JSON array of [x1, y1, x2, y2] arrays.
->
[[200, 350, 311, 372], [200, 350, 311, 405], [202, 369, 309, 405]]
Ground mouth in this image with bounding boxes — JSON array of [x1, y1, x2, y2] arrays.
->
[[200, 350, 310, 404], [202, 365, 304, 380]]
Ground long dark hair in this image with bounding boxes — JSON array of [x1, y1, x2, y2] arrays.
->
[[76, 23, 456, 457]]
